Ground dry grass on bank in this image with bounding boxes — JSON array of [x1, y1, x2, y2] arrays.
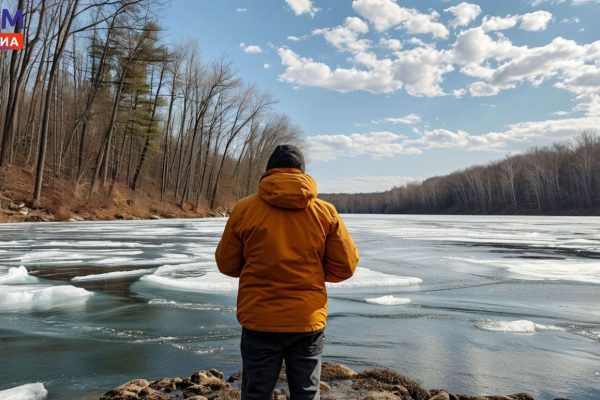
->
[[0, 165, 218, 223]]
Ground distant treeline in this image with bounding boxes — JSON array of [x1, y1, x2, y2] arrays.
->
[[0, 0, 299, 211], [321, 133, 600, 215]]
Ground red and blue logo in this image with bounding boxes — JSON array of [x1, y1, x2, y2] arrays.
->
[[1, 9, 24, 50]]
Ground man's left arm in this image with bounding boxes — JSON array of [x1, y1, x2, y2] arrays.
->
[[215, 208, 244, 278]]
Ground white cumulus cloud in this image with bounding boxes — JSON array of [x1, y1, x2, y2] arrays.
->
[[445, 2, 482, 27], [352, 0, 449, 38], [241, 43, 263, 54], [307, 115, 600, 161], [520, 10, 553, 31], [307, 131, 422, 161], [313, 17, 370, 53], [532, 0, 599, 5], [318, 176, 422, 193], [375, 113, 422, 125], [285, 0, 318, 16]]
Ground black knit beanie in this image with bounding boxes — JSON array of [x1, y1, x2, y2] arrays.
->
[[266, 144, 305, 172]]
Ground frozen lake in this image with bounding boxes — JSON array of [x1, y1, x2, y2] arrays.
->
[[0, 215, 599, 399]]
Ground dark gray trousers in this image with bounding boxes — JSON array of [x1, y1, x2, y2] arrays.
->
[[240, 327, 324, 400]]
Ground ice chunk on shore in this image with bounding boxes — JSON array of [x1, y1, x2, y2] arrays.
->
[[327, 267, 422, 288], [474, 320, 564, 333], [71, 268, 154, 282], [0, 382, 48, 400], [365, 295, 412, 305]]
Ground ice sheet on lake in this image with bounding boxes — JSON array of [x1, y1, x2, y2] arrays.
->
[[0, 267, 93, 311], [71, 268, 155, 282], [139, 265, 422, 293], [448, 257, 600, 284], [0, 383, 48, 400], [365, 295, 412, 305], [474, 319, 565, 333]]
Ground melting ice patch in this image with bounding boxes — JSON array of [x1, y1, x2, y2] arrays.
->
[[0, 383, 48, 400], [71, 268, 154, 282], [141, 271, 239, 292], [0, 267, 93, 311], [447, 257, 600, 284], [327, 267, 422, 288], [474, 320, 565, 333], [365, 295, 412, 305], [0, 266, 36, 284]]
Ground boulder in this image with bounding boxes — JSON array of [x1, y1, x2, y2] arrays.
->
[[321, 362, 358, 379], [363, 392, 402, 400], [226, 372, 241, 383], [190, 370, 227, 389], [98, 388, 139, 400], [176, 378, 196, 389], [150, 215, 161, 220], [209, 368, 225, 380], [357, 369, 430, 400], [184, 384, 211, 397], [115, 379, 149, 391], [149, 378, 181, 392], [320, 381, 331, 392], [429, 391, 451, 400]]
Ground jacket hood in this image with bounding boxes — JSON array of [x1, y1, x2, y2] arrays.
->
[[258, 168, 318, 209]]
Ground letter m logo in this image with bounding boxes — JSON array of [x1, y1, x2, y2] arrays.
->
[[2, 9, 24, 30]]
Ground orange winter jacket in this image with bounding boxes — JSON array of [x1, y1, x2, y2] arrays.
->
[[215, 167, 359, 333]]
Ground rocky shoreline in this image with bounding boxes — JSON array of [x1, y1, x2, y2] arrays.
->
[[98, 362, 559, 400], [0, 197, 228, 223]]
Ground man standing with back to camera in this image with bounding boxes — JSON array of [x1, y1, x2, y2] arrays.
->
[[216, 144, 359, 400]]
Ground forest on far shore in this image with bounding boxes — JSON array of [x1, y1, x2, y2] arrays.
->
[[321, 132, 600, 215]]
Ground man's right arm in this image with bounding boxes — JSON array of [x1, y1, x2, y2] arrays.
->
[[215, 208, 244, 278], [323, 207, 359, 282]]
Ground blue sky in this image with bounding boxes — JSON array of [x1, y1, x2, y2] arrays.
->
[[163, 0, 600, 193]]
